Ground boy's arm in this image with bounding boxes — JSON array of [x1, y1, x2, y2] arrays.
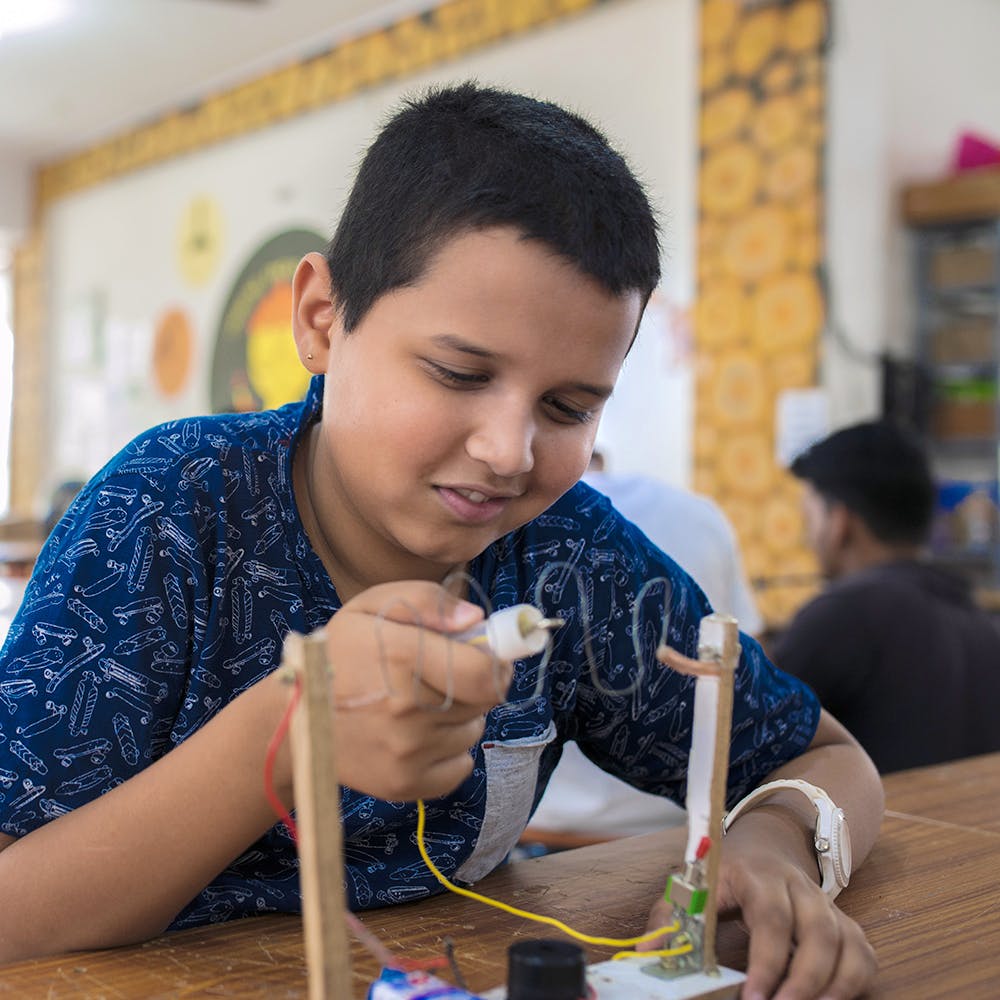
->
[[0, 583, 506, 964], [642, 710, 882, 1000], [0, 669, 297, 962], [719, 710, 882, 999]]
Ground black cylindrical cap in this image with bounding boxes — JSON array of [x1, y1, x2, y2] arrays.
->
[[506, 939, 586, 1000]]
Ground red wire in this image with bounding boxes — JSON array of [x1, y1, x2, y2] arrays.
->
[[263, 675, 301, 843], [261, 672, 446, 977]]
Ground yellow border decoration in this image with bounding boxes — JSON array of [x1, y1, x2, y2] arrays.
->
[[35, 0, 604, 210]]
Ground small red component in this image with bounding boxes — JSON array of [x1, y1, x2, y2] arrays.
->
[[695, 835, 712, 860]]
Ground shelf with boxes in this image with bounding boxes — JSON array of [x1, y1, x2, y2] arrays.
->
[[904, 174, 1000, 584]]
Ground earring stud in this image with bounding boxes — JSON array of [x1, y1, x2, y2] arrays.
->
[[306, 353, 314, 360]]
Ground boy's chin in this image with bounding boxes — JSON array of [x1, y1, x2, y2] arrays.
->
[[406, 531, 508, 576]]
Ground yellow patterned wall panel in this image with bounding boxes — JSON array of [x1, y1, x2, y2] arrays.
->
[[695, 0, 827, 628]]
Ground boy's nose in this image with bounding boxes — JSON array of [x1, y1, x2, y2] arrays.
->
[[465, 410, 535, 479]]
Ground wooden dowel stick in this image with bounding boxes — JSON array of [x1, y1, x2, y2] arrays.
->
[[287, 630, 351, 1000], [699, 615, 738, 975]]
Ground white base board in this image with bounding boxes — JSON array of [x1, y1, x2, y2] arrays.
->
[[481, 956, 746, 999]]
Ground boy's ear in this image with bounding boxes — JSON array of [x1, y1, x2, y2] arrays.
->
[[830, 502, 856, 551], [292, 252, 339, 373]]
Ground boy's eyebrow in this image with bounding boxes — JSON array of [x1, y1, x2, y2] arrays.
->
[[431, 334, 496, 360], [430, 334, 614, 399]]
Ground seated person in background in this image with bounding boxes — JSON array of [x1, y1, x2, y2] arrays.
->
[[772, 420, 1000, 773], [523, 449, 762, 844]]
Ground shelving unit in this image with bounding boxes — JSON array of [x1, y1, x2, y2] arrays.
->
[[903, 173, 1000, 585]]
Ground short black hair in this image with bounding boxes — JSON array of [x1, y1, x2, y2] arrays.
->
[[790, 421, 936, 545], [325, 81, 661, 331]]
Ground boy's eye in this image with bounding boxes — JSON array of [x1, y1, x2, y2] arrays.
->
[[424, 360, 489, 387], [544, 396, 596, 425], [424, 359, 594, 424]]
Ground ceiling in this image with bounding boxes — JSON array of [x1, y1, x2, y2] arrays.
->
[[0, 0, 418, 164]]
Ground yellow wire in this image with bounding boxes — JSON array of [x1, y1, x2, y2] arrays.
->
[[415, 799, 680, 949], [611, 944, 693, 961]]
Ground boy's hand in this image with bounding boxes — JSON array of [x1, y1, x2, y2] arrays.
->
[[321, 581, 511, 802], [639, 840, 877, 1000]]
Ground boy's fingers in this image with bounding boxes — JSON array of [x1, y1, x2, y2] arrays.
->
[[800, 913, 877, 1000], [337, 704, 485, 801], [343, 581, 484, 634], [740, 881, 795, 999], [637, 896, 675, 950], [408, 639, 514, 708], [770, 883, 840, 999], [331, 613, 512, 708], [357, 741, 477, 801]]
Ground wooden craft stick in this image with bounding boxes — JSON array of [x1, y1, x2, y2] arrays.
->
[[698, 615, 738, 975], [287, 630, 352, 1000]]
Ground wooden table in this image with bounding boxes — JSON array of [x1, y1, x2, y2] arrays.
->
[[2, 754, 999, 998], [883, 751, 1000, 834]]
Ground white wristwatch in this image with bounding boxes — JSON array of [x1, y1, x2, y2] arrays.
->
[[722, 779, 852, 900]]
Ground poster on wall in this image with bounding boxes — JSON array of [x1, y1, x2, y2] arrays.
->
[[152, 307, 196, 397], [210, 228, 325, 413], [177, 194, 224, 287]]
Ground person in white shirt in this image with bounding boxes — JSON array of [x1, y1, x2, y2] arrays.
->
[[524, 451, 762, 843]]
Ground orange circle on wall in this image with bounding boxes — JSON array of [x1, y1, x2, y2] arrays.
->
[[152, 307, 195, 396]]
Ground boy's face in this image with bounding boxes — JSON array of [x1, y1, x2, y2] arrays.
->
[[301, 227, 643, 589], [801, 482, 846, 580]]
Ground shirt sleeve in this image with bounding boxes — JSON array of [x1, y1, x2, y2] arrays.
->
[[0, 468, 204, 837]]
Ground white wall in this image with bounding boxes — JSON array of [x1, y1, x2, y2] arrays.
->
[[825, 0, 1000, 426], [0, 152, 30, 270], [42, 0, 1000, 508], [41, 0, 697, 506]]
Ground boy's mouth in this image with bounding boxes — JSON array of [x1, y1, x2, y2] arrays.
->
[[435, 485, 517, 524], [454, 487, 491, 503]]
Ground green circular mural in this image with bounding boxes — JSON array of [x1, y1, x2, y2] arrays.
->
[[210, 228, 325, 413]]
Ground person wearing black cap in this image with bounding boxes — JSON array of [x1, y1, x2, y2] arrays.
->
[[772, 420, 1000, 773]]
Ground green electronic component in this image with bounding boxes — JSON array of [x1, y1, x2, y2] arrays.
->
[[665, 875, 708, 915]]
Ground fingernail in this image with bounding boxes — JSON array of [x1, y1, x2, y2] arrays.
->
[[448, 601, 482, 627]]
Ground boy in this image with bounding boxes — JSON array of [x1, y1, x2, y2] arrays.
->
[[775, 420, 1000, 773], [0, 83, 880, 999]]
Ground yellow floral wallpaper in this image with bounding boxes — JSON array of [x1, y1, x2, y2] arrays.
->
[[693, 0, 828, 626]]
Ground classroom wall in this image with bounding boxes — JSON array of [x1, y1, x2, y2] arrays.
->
[[0, 152, 30, 254], [824, 0, 1000, 424], [38, 0, 697, 510], [24, 0, 1000, 516]]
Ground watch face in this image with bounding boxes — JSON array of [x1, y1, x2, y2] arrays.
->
[[834, 809, 852, 885]]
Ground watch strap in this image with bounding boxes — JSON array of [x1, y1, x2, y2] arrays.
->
[[722, 778, 829, 832], [722, 779, 848, 899]]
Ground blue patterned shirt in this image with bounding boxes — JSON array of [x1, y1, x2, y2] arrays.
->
[[0, 376, 819, 928]]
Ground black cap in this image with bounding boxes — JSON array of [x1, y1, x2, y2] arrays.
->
[[506, 939, 586, 1000], [789, 420, 936, 544]]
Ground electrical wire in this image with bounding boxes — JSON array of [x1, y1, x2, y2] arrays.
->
[[415, 799, 681, 950], [263, 673, 300, 843], [263, 673, 406, 971], [264, 622, 695, 974]]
